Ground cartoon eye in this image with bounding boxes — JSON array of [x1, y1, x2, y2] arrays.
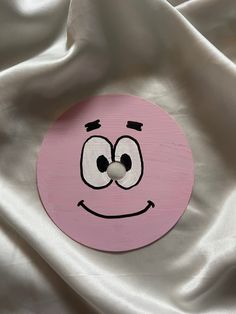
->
[[81, 136, 112, 189], [114, 136, 143, 189]]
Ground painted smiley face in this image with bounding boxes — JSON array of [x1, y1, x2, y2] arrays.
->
[[37, 95, 194, 252], [78, 133, 154, 218]]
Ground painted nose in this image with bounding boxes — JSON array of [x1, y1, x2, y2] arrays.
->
[[107, 162, 126, 180]]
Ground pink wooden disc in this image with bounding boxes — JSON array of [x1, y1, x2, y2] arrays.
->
[[37, 95, 194, 252]]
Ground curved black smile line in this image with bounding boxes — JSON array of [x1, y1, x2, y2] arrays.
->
[[77, 200, 155, 219]]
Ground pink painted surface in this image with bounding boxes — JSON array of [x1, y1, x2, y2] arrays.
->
[[37, 95, 194, 252]]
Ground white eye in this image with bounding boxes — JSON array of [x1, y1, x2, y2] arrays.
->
[[114, 136, 143, 189], [81, 136, 112, 189]]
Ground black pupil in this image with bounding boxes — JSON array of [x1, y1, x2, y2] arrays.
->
[[120, 154, 132, 171], [97, 155, 109, 173]]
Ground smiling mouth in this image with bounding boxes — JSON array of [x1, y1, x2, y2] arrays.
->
[[77, 200, 155, 219]]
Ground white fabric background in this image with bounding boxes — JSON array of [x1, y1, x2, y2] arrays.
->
[[1, 0, 236, 313]]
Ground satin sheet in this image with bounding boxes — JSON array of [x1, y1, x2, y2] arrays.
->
[[1, 0, 236, 313]]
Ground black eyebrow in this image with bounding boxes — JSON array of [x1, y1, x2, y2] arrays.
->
[[126, 121, 143, 131], [84, 119, 101, 132]]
